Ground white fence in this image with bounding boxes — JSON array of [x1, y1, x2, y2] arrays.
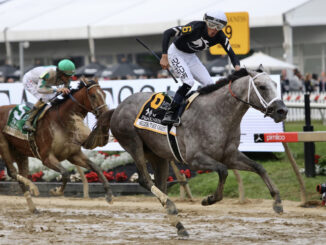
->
[[283, 92, 326, 123]]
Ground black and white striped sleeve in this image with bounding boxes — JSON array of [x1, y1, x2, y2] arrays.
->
[[162, 26, 183, 54], [219, 32, 240, 67]]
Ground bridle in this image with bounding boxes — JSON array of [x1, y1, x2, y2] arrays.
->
[[228, 72, 280, 116], [68, 83, 107, 118]]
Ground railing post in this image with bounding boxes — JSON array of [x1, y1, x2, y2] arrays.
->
[[303, 92, 316, 177]]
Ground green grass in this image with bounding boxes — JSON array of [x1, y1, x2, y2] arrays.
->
[[168, 121, 326, 202]]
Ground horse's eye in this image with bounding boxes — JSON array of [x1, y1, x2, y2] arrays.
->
[[90, 94, 96, 99], [259, 85, 266, 90]]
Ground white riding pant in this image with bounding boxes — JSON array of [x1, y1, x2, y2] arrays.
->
[[168, 43, 214, 87], [23, 77, 55, 103]]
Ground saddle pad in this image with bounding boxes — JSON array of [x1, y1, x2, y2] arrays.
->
[[134, 92, 176, 136], [3, 104, 50, 140]]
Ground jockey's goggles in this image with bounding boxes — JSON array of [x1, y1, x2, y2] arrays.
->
[[205, 15, 227, 30], [206, 20, 225, 30]]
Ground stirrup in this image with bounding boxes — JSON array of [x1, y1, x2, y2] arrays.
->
[[162, 116, 181, 126], [23, 123, 35, 132], [172, 117, 181, 127]]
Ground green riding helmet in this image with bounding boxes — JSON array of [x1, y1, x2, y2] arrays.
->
[[58, 59, 76, 76]]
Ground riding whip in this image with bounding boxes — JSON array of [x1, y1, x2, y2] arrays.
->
[[135, 38, 178, 84]]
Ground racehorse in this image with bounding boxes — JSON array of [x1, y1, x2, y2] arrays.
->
[[84, 68, 288, 237], [0, 78, 112, 213]]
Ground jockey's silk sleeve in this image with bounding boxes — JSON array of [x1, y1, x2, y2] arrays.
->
[[37, 72, 55, 94]]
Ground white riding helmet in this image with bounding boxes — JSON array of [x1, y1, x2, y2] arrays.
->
[[203, 10, 227, 30]]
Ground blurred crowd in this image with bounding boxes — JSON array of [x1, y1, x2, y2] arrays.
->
[[2, 62, 326, 96], [281, 68, 326, 94]]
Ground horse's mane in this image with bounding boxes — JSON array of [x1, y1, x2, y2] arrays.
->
[[198, 68, 249, 95], [51, 80, 96, 106]]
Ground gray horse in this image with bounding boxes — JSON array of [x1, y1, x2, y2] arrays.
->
[[84, 68, 288, 237]]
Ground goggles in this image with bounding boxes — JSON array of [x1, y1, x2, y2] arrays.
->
[[204, 14, 227, 30], [206, 21, 225, 30]]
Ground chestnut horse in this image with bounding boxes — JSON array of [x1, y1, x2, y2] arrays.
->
[[0, 78, 112, 213]]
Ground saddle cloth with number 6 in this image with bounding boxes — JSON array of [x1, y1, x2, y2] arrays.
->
[[133, 92, 177, 136]]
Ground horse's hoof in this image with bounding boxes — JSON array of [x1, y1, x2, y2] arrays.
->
[[30, 188, 40, 197], [177, 228, 189, 237], [50, 187, 64, 196], [105, 195, 113, 204], [273, 203, 283, 214], [201, 195, 215, 206], [31, 208, 40, 214]]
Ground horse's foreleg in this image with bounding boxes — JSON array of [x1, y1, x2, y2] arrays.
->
[[231, 151, 283, 214], [86, 159, 113, 203], [120, 138, 188, 237], [43, 154, 69, 196], [190, 152, 228, 206], [16, 158, 39, 213], [68, 153, 113, 203]]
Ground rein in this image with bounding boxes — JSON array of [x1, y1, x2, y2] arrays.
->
[[68, 84, 107, 118], [228, 72, 280, 116]]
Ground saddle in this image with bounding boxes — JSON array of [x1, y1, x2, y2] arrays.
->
[[134, 92, 199, 134]]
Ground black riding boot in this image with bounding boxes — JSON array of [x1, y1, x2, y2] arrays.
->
[[162, 83, 191, 126]]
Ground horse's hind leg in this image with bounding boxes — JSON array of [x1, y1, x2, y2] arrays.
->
[[68, 152, 113, 203], [0, 133, 39, 211], [146, 152, 169, 193], [43, 154, 70, 196], [230, 150, 282, 214], [190, 152, 228, 206], [118, 137, 189, 237]]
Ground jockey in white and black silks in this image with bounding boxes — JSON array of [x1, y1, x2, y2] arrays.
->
[[160, 10, 241, 126], [22, 59, 76, 132]]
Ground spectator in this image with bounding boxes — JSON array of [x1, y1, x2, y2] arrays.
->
[[289, 68, 303, 92], [280, 69, 290, 94], [311, 73, 319, 92], [319, 71, 326, 92], [304, 73, 313, 93]]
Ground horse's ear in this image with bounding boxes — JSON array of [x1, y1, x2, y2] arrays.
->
[[81, 77, 91, 86], [95, 77, 98, 83], [80, 76, 87, 85], [257, 64, 264, 72]]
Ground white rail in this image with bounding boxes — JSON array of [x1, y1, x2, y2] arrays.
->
[[282, 92, 326, 124]]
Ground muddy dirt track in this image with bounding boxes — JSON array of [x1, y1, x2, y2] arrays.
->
[[0, 195, 325, 245]]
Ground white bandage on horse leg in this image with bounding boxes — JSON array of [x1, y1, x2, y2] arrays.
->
[[151, 185, 168, 205], [24, 191, 36, 212], [17, 174, 40, 196]]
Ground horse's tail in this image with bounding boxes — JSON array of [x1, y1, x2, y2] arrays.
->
[[82, 109, 115, 149]]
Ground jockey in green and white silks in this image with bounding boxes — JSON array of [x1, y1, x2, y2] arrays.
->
[[22, 59, 76, 132]]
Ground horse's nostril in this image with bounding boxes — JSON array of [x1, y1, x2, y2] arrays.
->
[[277, 109, 288, 115]]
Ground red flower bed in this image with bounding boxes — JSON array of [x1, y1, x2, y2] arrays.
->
[[115, 172, 128, 182], [167, 176, 174, 182], [180, 169, 191, 178], [0, 170, 5, 181], [85, 171, 128, 183], [103, 171, 114, 181], [30, 171, 43, 182]]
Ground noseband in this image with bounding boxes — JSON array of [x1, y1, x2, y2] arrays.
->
[[228, 72, 280, 116], [68, 84, 107, 117]]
